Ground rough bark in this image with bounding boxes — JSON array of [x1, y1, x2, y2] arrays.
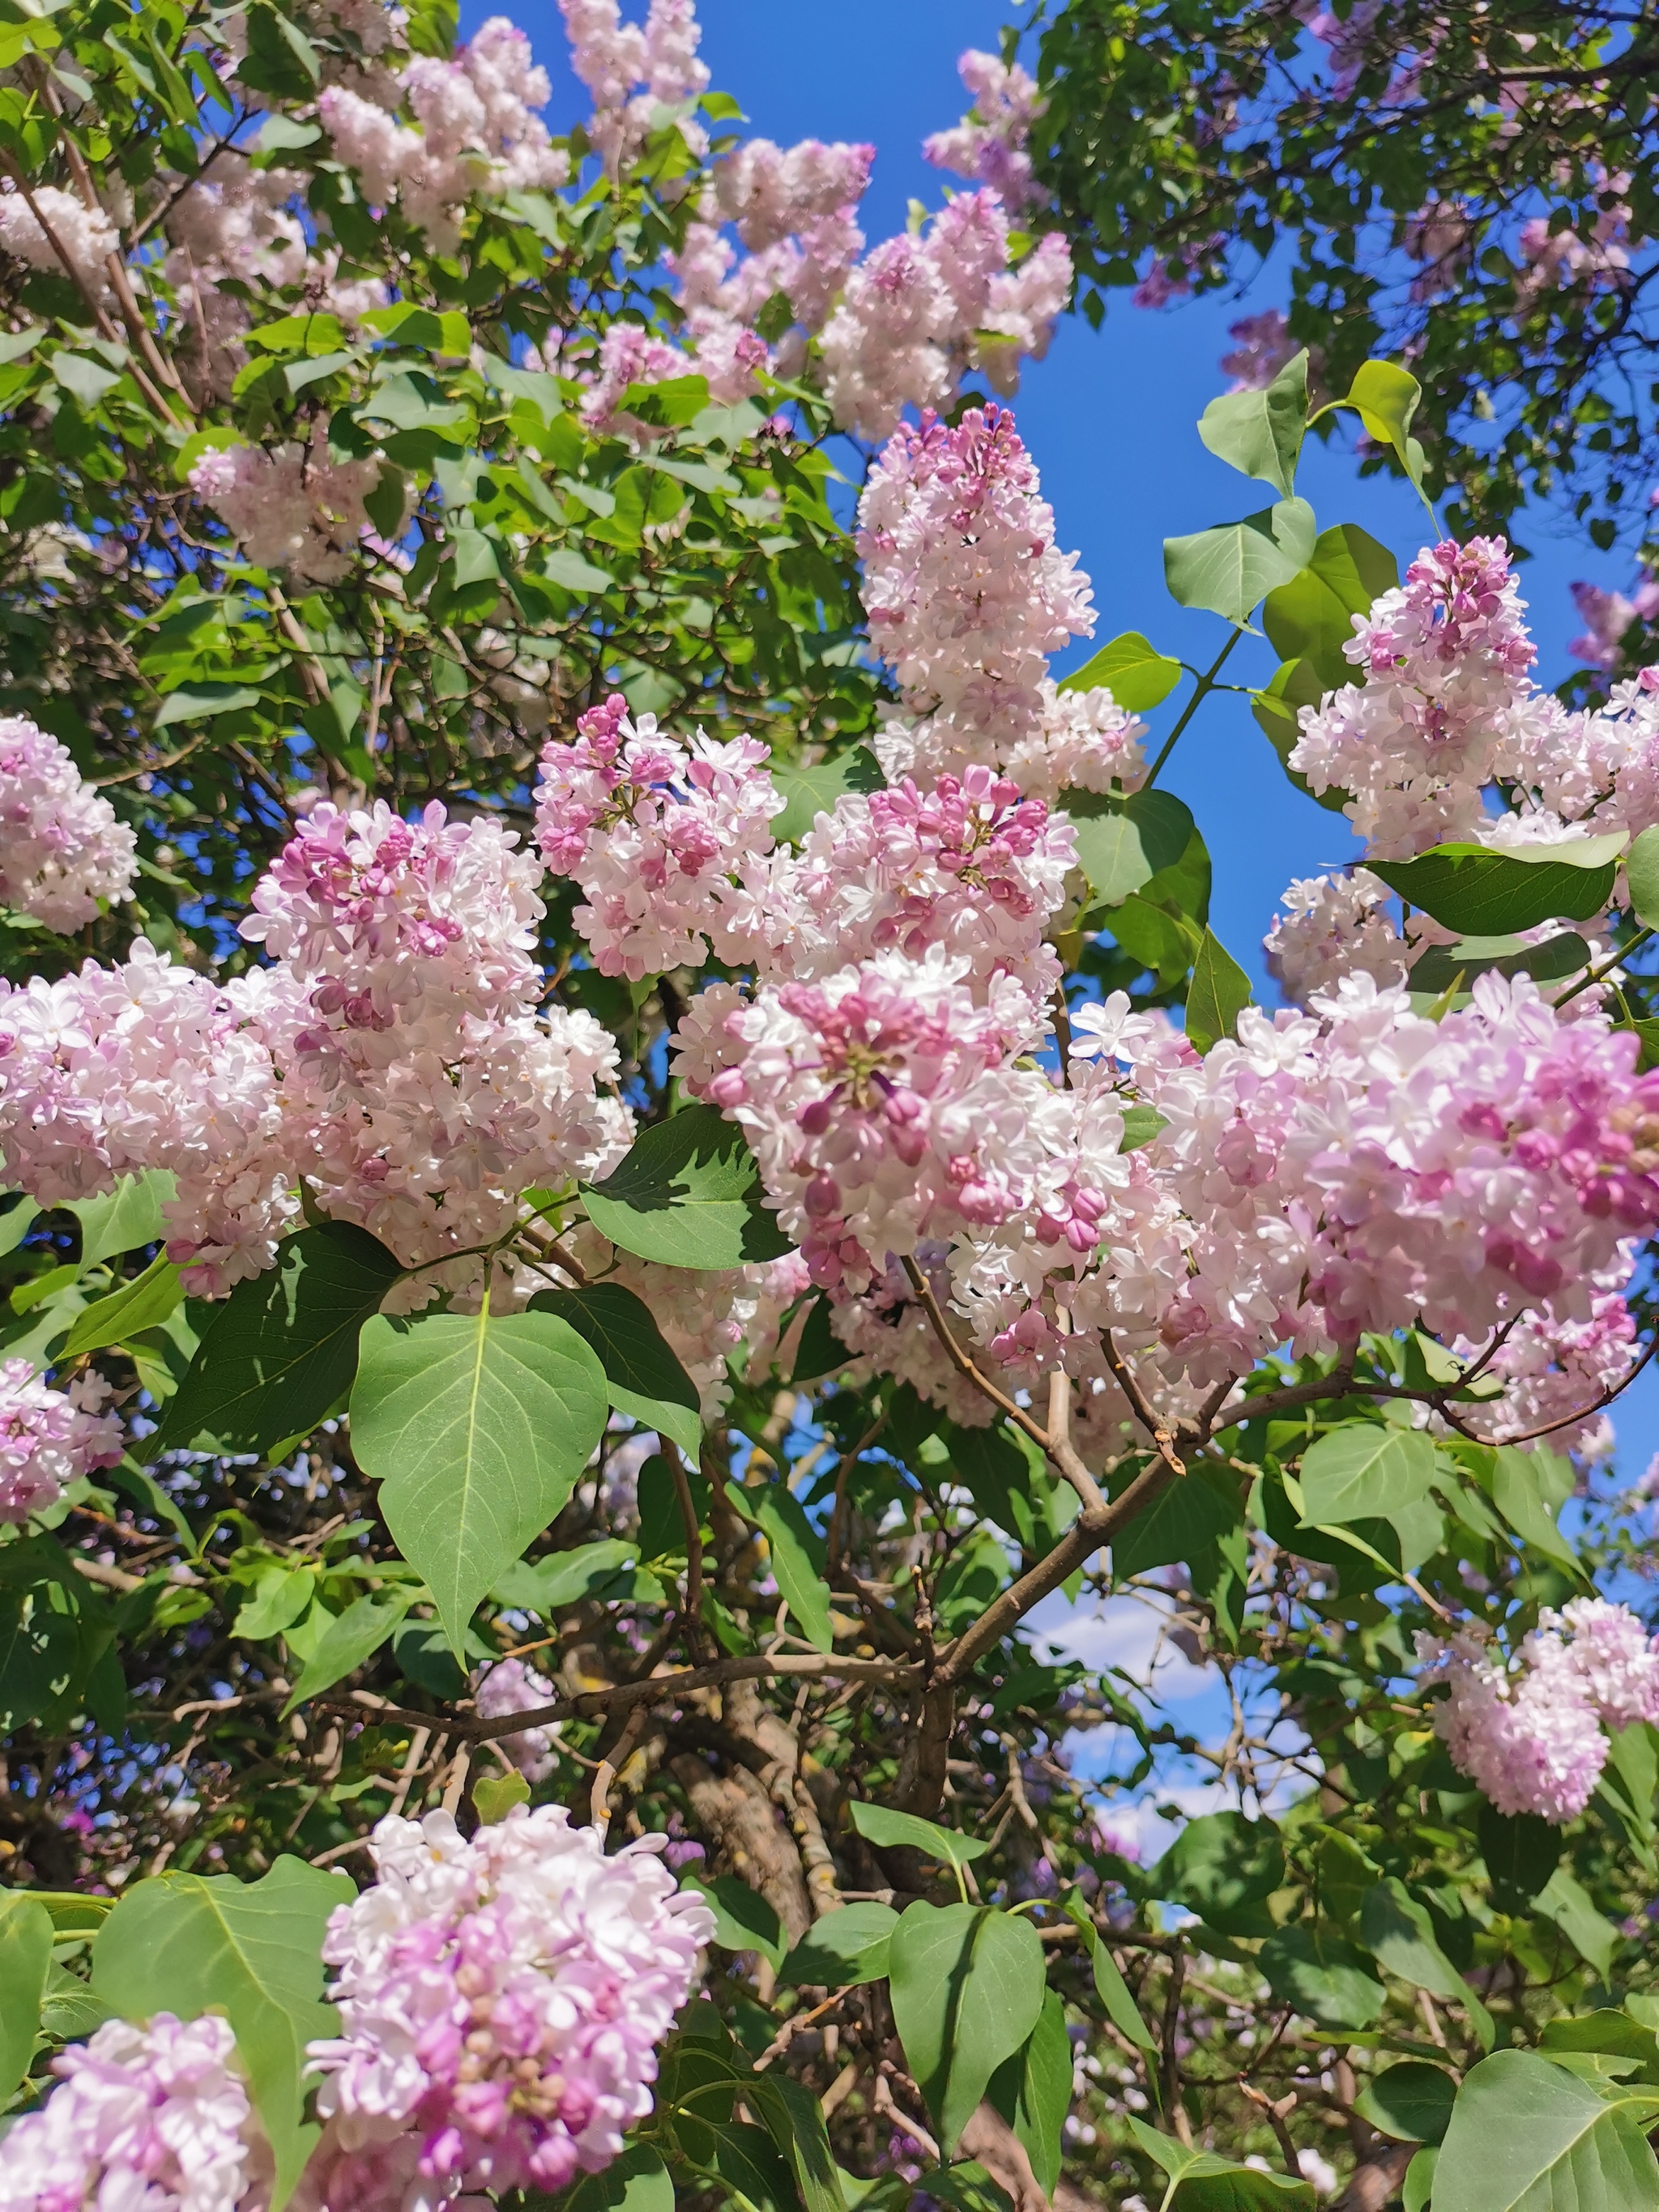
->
[[667, 1751, 813, 1943]]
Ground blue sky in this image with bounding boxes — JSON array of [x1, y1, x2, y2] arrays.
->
[[494, 0, 1659, 1479]]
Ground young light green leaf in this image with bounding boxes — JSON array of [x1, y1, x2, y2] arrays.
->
[[1354, 2062, 1458, 2146], [280, 1588, 415, 1715], [91, 1857, 353, 2210], [69, 1170, 177, 1266], [1432, 2050, 1659, 2212], [1342, 360, 1425, 486], [889, 1902, 1047, 2156], [1624, 824, 1659, 930], [1299, 1426, 1435, 1526], [780, 1902, 899, 1988], [736, 1482, 833, 1652], [156, 1224, 403, 1457], [1185, 928, 1253, 1052], [581, 1105, 791, 1269], [529, 1282, 702, 1458], [59, 1255, 183, 1358], [1489, 1446, 1585, 1579], [1060, 631, 1183, 711], [1369, 837, 1626, 936], [1197, 349, 1310, 496], [0, 1892, 53, 2100], [352, 1306, 609, 1652], [849, 1800, 992, 1869], [1164, 500, 1316, 624], [1069, 788, 1196, 910], [473, 1770, 532, 1824]]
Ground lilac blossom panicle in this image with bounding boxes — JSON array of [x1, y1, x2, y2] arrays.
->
[[0, 1357, 122, 1524], [0, 2012, 266, 2212], [474, 1657, 561, 1781], [0, 716, 137, 931], [1418, 1599, 1659, 1822], [305, 1804, 715, 2201], [923, 48, 1048, 214]]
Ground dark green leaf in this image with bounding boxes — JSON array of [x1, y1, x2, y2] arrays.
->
[[1479, 1805, 1561, 1911], [1112, 1466, 1241, 1579], [1153, 1813, 1284, 1935], [736, 1481, 833, 1652], [157, 1225, 402, 1457], [529, 1282, 702, 1457], [1185, 928, 1253, 1052], [780, 1902, 898, 1988], [582, 1106, 791, 1268], [0, 1892, 52, 2099], [849, 1801, 992, 1869], [1259, 1925, 1384, 2031], [281, 1589, 414, 1715], [791, 1293, 854, 1383], [59, 1255, 183, 1357], [1064, 1894, 1155, 2050], [1410, 931, 1589, 992], [1369, 837, 1626, 936], [746, 2071, 847, 2212], [889, 1902, 1047, 2156], [1354, 2061, 1461, 2147], [1128, 2120, 1315, 2208], [564, 2142, 674, 2212], [688, 1873, 785, 1969]]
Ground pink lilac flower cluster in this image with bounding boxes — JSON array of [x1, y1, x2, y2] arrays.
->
[[0, 1357, 122, 1524], [318, 15, 571, 248], [0, 716, 137, 931], [1264, 868, 1408, 1008], [820, 194, 1072, 441], [1455, 1289, 1639, 1459], [558, 0, 709, 177], [0, 183, 117, 296], [1218, 308, 1303, 392], [189, 435, 384, 583], [1514, 167, 1631, 315], [0, 808, 629, 1301], [1569, 574, 1659, 671], [533, 697, 783, 980], [0, 2012, 264, 2212], [474, 1658, 561, 1780], [1418, 1599, 1659, 1822], [923, 48, 1048, 215], [306, 1804, 714, 2199]]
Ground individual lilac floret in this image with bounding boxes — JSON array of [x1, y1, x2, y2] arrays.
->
[[0, 1357, 123, 1524], [307, 1804, 715, 2197], [0, 2012, 262, 2212]]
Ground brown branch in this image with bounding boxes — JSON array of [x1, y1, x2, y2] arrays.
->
[[662, 1438, 709, 1662], [590, 1703, 650, 1836], [901, 1255, 1051, 1452], [1100, 1329, 1188, 1479]]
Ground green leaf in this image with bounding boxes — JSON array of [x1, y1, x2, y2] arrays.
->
[[688, 1873, 785, 1969], [1341, 360, 1426, 488], [1354, 2061, 1459, 2146], [1153, 1813, 1285, 1937], [0, 1196, 37, 1256], [1128, 2120, 1315, 2208], [1007, 1989, 1071, 2197], [770, 748, 885, 844], [1197, 350, 1310, 496], [157, 1225, 402, 1457], [491, 1539, 638, 1613], [0, 1892, 52, 2099], [780, 1902, 898, 1988], [1111, 1466, 1241, 1579], [889, 1902, 1047, 2156], [1489, 1446, 1584, 1578], [1259, 1925, 1384, 2031], [564, 2142, 674, 2212], [473, 1770, 532, 1823], [1163, 500, 1317, 624], [1061, 631, 1183, 711], [1369, 837, 1626, 936], [1252, 655, 1353, 812], [1120, 1104, 1169, 1153], [1410, 931, 1590, 993], [1361, 1880, 1491, 2044], [70, 1170, 176, 1265], [1299, 1426, 1435, 1526], [153, 683, 262, 727], [736, 1481, 834, 1652], [1070, 788, 1196, 910], [59, 1255, 183, 1357], [360, 302, 470, 356], [1624, 824, 1659, 930], [1534, 1867, 1617, 1975], [1185, 927, 1253, 1052], [351, 1306, 609, 1652], [281, 1588, 415, 1715], [91, 1858, 352, 2210], [1404, 2148, 1436, 2212], [542, 546, 616, 595], [792, 1292, 854, 1383], [52, 351, 123, 407], [1479, 1805, 1561, 1912], [529, 1282, 702, 1458], [747, 2071, 847, 2212], [1433, 2050, 1659, 2211], [1070, 1905, 1154, 2052], [582, 1105, 791, 1268], [1262, 523, 1401, 688], [849, 1801, 992, 1870]]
